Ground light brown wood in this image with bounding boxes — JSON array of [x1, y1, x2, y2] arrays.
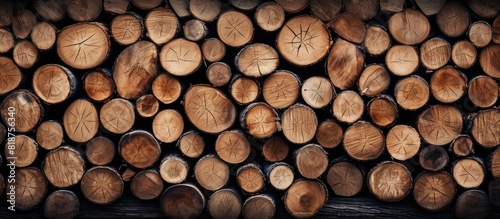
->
[[31, 22, 57, 51], [420, 38, 451, 70], [315, 120, 343, 149], [217, 10, 254, 47], [388, 9, 430, 45], [86, 136, 115, 166], [66, 0, 102, 21], [327, 39, 364, 90], [451, 135, 474, 157], [131, 170, 164, 201], [159, 155, 189, 184], [184, 85, 237, 134], [145, 8, 178, 45], [417, 105, 463, 145], [468, 76, 498, 108], [169, 0, 189, 18], [63, 99, 99, 143], [0, 28, 14, 53], [237, 163, 266, 194], [452, 157, 485, 189], [84, 69, 115, 102], [364, 26, 391, 56], [277, 15, 331, 66], [332, 91, 364, 124], [302, 76, 335, 109], [189, 0, 222, 22], [57, 22, 109, 69], [183, 19, 207, 42], [230, 76, 260, 105], [479, 44, 500, 79], [207, 62, 231, 87], [281, 104, 318, 144], [113, 41, 157, 99], [284, 179, 327, 219], [119, 130, 160, 168], [254, 2, 285, 32], [415, 0, 446, 16], [419, 145, 449, 171], [194, 155, 229, 191], [236, 43, 279, 77], [262, 136, 289, 162], [327, 12, 366, 44], [471, 109, 500, 148], [491, 148, 500, 179], [36, 120, 63, 150], [135, 94, 159, 118], [110, 13, 143, 45], [430, 66, 467, 103], [33, 64, 76, 104], [121, 167, 136, 182], [160, 183, 206, 218], [262, 70, 300, 109], [368, 96, 398, 128], [343, 121, 385, 161], [131, 0, 162, 10], [326, 161, 364, 197], [33, 0, 66, 22], [43, 146, 85, 188], [467, 0, 499, 19], [386, 125, 420, 161], [394, 76, 430, 110], [6, 135, 37, 167], [177, 131, 205, 158], [152, 73, 181, 104], [215, 130, 251, 164], [490, 179, 500, 207], [12, 9, 36, 39], [436, 1, 470, 38], [44, 190, 80, 219], [451, 40, 477, 69], [344, 0, 379, 20], [202, 38, 226, 62], [368, 161, 412, 202], [413, 171, 456, 212], [309, 0, 342, 22], [241, 102, 279, 139], [385, 45, 419, 76], [13, 40, 38, 69], [81, 166, 124, 205], [242, 195, 275, 219], [160, 38, 202, 76], [267, 162, 294, 190], [1, 90, 42, 133], [230, 0, 261, 10], [455, 190, 491, 219], [104, 0, 129, 15], [208, 189, 242, 219], [0, 56, 22, 95], [295, 144, 328, 179], [469, 21, 492, 48], [274, 0, 308, 13], [11, 167, 48, 211], [358, 64, 391, 97], [380, 0, 405, 13]]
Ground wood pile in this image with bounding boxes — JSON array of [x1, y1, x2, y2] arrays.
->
[[0, 0, 500, 218]]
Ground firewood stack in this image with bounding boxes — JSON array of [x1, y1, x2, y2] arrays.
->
[[0, 0, 500, 218]]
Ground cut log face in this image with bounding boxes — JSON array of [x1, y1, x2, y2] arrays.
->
[[327, 39, 364, 90], [104, 0, 129, 15], [455, 190, 491, 219], [189, 0, 222, 22], [207, 62, 232, 87], [386, 45, 419, 76], [86, 136, 115, 166], [309, 0, 342, 21], [131, 0, 162, 10], [367, 96, 398, 128], [8, 135, 38, 167], [217, 10, 254, 48], [208, 189, 242, 219], [277, 15, 331, 66], [136, 94, 159, 118], [467, 0, 500, 19], [451, 135, 474, 157], [13, 40, 38, 69], [262, 136, 289, 162], [241, 102, 279, 139], [215, 130, 251, 164], [1, 90, 42, 133], [33, 0, 66, 22], [413, 171, 456, 212], [236, 43, 279, 77], [364, 26, 391, 56], [152, 73, 181, 104], [469, 21, 492, 48], [12, 9, 36, 39], [302, 76, 335, 109], [83, 69, 115, 102], [332, 91, 364, 124], [436, 1, 470, 38], [183, 19, 207, 41], [0, 28, 14, 53], [343, 121, 385, 161], [268, 163, 294, 190], [57, 22, 109, 69], [43, 190, 80, 219], [66, 0, 102, 21], [131, 170, 164, 200], [386, 125, 420, 161], [494, 15, 500, 44], [491, 148, 500, 179], [452, 157, 485, 189], [415, 0, 447, 16], [326, 161, 363, 197], [194, 156, 229, 191], [388, 9, 430, 45], [119, 130, 161, 169], [177, 131, 205, 158], [31, 22, 57, 51], [160, 38, 202, 76], [419, 145, 449, 171], [344, 0, 379, 20], [417, 105, 463, 145], [230, 76, 260, 105], [479, 44, 500, 79], [33, 64, 75, 104], [394, 76, 430, 110], [43, 146, 85, 188], [452, 40, 477, 69], [368, 161, 412, 202], [63, 99, 99, 143], [81, 167, 124, 205], [420, 38, 451, 70], [284, 179, 327, 219], [159, 155, 189, 184], [111, 13, 143, 45], [230, 0, 261, 10], [254, 2, 285, 32], [471, 109, 500, 148], [202, 38, 226, 62], [0, 56, 22, 95], [242, 195, 275, 219], [430, 66, 467, 103], [237, 163, 266, 194], [468, 76, 498, 108], [153, 109, 184, 143], [295, 144, 328, 179], [358, 64, 391, 97], [281, 104, 318, 144], [160, 184, 206, 219], [274, 0, 308, 13], [380, 0, 405, 13], [262, 71, 300, 109], [315, 120, 343, 149], [327, 12, 366, 44], [11, 167, 48, 211], [145, 8, 178, 45]]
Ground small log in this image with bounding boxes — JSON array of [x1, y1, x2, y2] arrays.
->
[[152, 73, 182, 104], [110, 13, 143, 45], [11, 167, 48, 211], [490, 179, 500, 206], [66, 0, 102, 21], [367, 95, 398, 128], [0, 28, 14, 53], [332, 90, 364, 124], [57, 22, 109, 69], [43, 146, 85, 188], [177, 131, 205, 158], [230, 76, 260, 105], [327, 39, 364, 90], [30, 22, 57, 51], [217, 10, 254, 48], [452, 157, 485, 189], [183, 19, 207, 42], [451, 135, 474, 157], [242, 194, 276, 219], [202, 38, 226, 63], [471, 109, 500, 148], [413, 171, 456, 212], [237, 163, 266, 194], [468, 75, 498, 108], [184, 84, 237, 134], [44, 190, 80, 219], [262, 70, 300, 109], [236, 43, 279, 77], [208, 189, 242, 219], [430, 66, 467, 104], [380, 0, 405, 13], [113, 41, 157, 99], [33, 64, 76, 104], [135, 94, 159, 118], [254, 2, 285, 32], [309, 0, 341, 22], [284, 179, 328, 219], [479, 44, 500, 79], [388, 9, 430, 45], [491, 147, 500, 179], [364, 25, 391, 56], [152, 109, 184, 143], [121, 167, 136, 182], [315, 120, 343, 149], [160, 38, 202, 76], [262, 136, 289, 162], [419, 145, 449, 172], [415, 0, 446, 16], [343, 121, 385, 161], [168, 0, 189, 18], [0, 56, 22, 95], [86, 136, 115, 166], [229, 0, 261, 11], [468, 21, 492, 48], [33, 0, 66, 22], [417, 105, 463, 146], [189, 0, 222, 22], [194, 155, 229, 191], [160, 183, 206, 218], [368, 161, 412, 202], [277, 15, 331, 66], [1, 90, 43, 133], [241, 102, 279, 139], [119, 130, 161, 169], [493, 15, 500, 44], [266, 162, 294, 190], [207, 62, 231, 87], [451, 40, 477, 69], [281, 104, 318, 144], [386, 45, 419, 76], [130, 0, 162, 10], [7, 135, 37, 167], [83, 69, 115, 102], [358, 64, 391, 97], [386, 125, 420, 161], [327, 12, 366, 44], [12, 9, 36, 39], [301, 76, 335, 109], [344, 0, 379, 20], [145, 8, 178, 45], [130, 169, 164, 200], [326, 161, 364, 197], [436, 1, 470, 38], [215, 130, 251, 164], [81, 166, 124, 205], [394, 75, 430, 110], [274, 0, 308, 13], [455, 190, 490, 219], [159, 155, 189, 184], [467, 0, 499, 19], [36, 120, 63, 150], [104, 0, 129, 15], [63, 99, 99, 143], [420, 38, 451, 70], [13, 40, 38, 69], [295, 144, 328, 179]]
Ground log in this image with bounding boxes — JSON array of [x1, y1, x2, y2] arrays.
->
[[274, 0, 308, 13], [207, 62, 232, 87], [119, 130, 161, 169], [283, 179, 328, 219], [202, 38, 226, 63], [194, 155, 229, 191], [326, 161, 364, 197], [12, 9, 36, 39], [363, 25, 391, 56], [301, 76, 335, 109], [315, 120, 343, 149], [135, 94, 159, 118], [358, 64, 391, 97], [130, 0, 162, 10], [266, 162, 294, 190], [215, 130, 251, 164], [159, 38, 202, 76], [217, 10, 254, 48], [386, 45, 419, 76], [262, 70, 300, 109], [63, 99, 99, 143], [367, 95, 398, 128], [13, 40, 38, 69], [450, 135, 474, 157], [327, 12, 366, 44], [415, 0, 446, 16], [367, 161, 412, 202], [177, 131, 205, 158], [104, 0, 129, 15], [10, 167, 48, 211], [479, 44, 500, 79], [0, 56, 22, 95], [207, 189, 242, 219], [43, 190, 80, 219], [343, 121, 385, 161], [130, 169, 164, 200], [281, 104, 318, 144], [159, 155, 189, 184], [145, 8, 178, 45], [7, 135, 37, 167], [229, 76, 260, 105], [419, 145, 449, 172], [42, 146, 85, 188], [451, 157, 485, 189], [33, 0, 65, 22], [489, 179, 500, 207], [491, 147, 500, 179], [420, 38, 451, 71], [0, 28, 14, 53], [31, 22, 57, 51], [168, 0, 189, 18], [394, 75, 430, 110], [242, 194, 275, 219], [83, 69, 115, 102], [308, 0, 342, 22], [468, 21, 492, 48], [0, 0, 13, 27], [436, 1, 470, 38], [152, 73, 182, 104], [430, 67, 467, 104], [413, 171, 456, 212], [80, 166, 124, 205], [33, 64, 76, 104], [386, 125, 420, 161], [454, 190, 490, 219], [294, 144, 328, 179], [240, 102, 280, 139], [388, 9, 430, 45], [160, 183, 206, 219], [344, 0, 379, 20], [189, 0, 222, 22], [183, 19, 207, 42], [152, 109, 184, 143], [1, 90, 43, 133], [326, 39, 364, 90], [66, 0, 102, 21], [417, 105, 463, 146], [262, 136, 289, 162], [467, 0, 499, 19], [236, 43, 279, 77], [332, 90, 364, 124], [494, 15, 500, 44], [380, 0, 405, 13], [468, 75, 498, 108], [254, 2, 285, 32], [451, 40, 477, 69], [236, 163, 266, 194], [471, 109, 500, 148], [110, 13, 143, 46], [86, 136, 115, 166]]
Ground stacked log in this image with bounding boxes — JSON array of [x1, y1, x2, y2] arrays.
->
[[1, 1, 500, 218]]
